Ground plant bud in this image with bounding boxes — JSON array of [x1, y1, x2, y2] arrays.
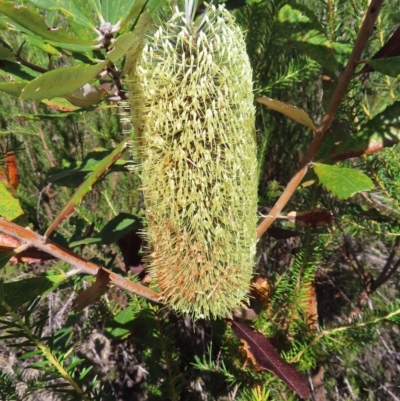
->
[[128, 4, 257, 319]]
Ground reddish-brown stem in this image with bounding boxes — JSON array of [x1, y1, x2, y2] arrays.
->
[[0, 218, 160, 303], [256, 0, 385, 239]]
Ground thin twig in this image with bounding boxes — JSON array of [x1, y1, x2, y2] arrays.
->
[[256, 0, 385, 239], [15, 40, 48, 74], [0, 218, 160, 303], [374, 237, 400, 289]]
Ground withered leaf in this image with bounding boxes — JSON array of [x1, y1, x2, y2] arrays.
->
[[285, 209, 334, 228], [231, 319, 311, 399], [72, 268, 110, 311], [6, 152, 19, 190]]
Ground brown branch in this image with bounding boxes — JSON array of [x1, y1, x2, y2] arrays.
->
[[256, 0, 385, 239], [0, 218, 160, 304]]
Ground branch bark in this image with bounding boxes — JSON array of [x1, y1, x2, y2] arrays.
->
[[256, 0, 385, 239], [0, 218, 160, 303]]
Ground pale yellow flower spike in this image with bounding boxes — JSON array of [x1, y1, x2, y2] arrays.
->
[[128, 2, 257, 320]]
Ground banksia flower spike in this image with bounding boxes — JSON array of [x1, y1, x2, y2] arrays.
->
[[128, 1, 258, 319]]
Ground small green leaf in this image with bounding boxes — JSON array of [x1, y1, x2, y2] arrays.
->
[[25, 0, 98, 39], [20, 61, 107, 100], [0, 181, 26, 223], [0, 0, 97, 46], [365, 56, 400, 78], [313, 163, 374, 199], [70, 213, 140, 247]]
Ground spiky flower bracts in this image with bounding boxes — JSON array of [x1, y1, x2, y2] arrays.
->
[[129, 4, 257, 319]]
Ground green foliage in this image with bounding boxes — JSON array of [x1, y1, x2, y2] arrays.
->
[[0, 0, 400, 400]]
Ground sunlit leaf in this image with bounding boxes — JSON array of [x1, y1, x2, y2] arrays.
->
[[21, 61, 107, 101], [313, 163, 374, 199], [102, 0, 147, 29], [0, 0, 97, 46], [257, 96, 317, 131], [24, 0, 99, 40]]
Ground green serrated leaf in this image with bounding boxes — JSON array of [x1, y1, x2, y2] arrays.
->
[[0, 0, 97, 46], [313, 163, 374, 199], [25, 0, 98, 39], [20, 61, 107, 100], [365, 56, 400, 78], [44, 139, 129, 238], [102, 0, 147, 28], [70, 212, 140, 247]]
